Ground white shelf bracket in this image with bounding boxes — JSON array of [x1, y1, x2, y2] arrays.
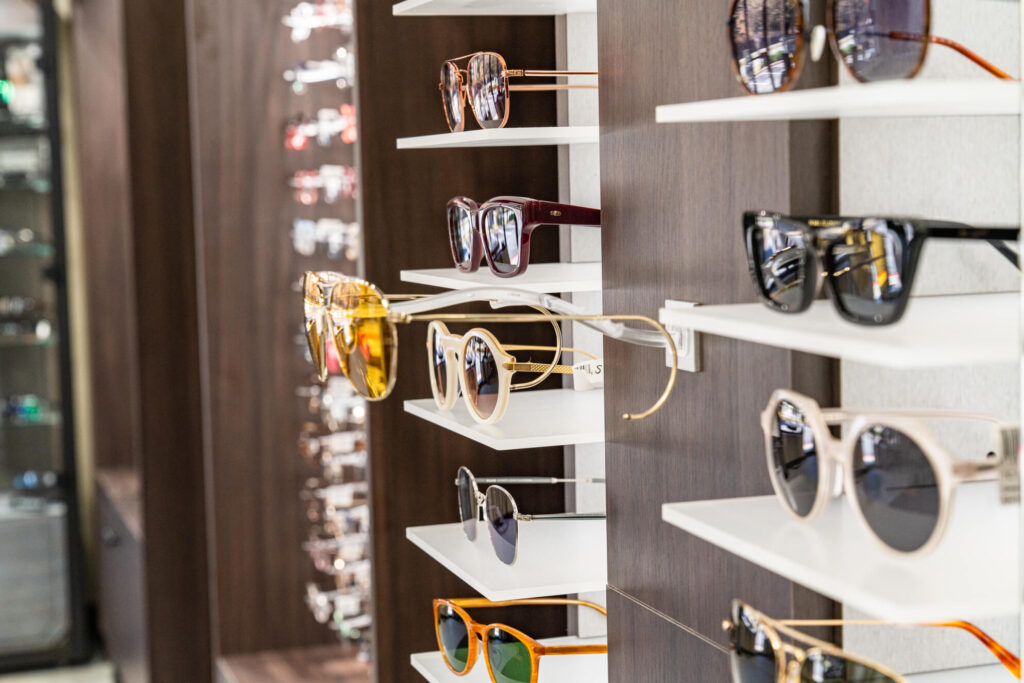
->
[[660, 299, 701, 373]]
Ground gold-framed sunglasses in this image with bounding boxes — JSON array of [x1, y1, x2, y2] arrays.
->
[[725, 600, 1020, 682], [302, 272, 677, 421]]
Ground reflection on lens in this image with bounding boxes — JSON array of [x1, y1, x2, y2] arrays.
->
[[750, 215, 810, 312], [826, 219, 907, 324], [770, 400, 819, 517], [448, 205, 476, 268], [304, 272, 346, 381], [832, 0, 928, 82], [482, 205, 522, 275], [485, 487, 518, 565], [331, 281, 397, 399], [729, 0, 804, 94], [801, 652, 898, 682], [486, 627, 533, 683], [467, 52, 507, 128], [852, 425, 939, 553], [436, 603, 471, 673], [457, 467, 477, 541], [430, 326, 449, 402], [463, 335, 500, 418], [729, 603, 777, 683], [440, 61, 462, 131]]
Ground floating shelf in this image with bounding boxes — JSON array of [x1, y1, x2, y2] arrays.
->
[[655, 81, 1020, 123], [407, 521, 607, 601], [412, 637, 608, 683], [662, 484, 1017, 622], [659, 293, 1017, 368], [397, 126, 599, 149], [393, 0, 595, 15], [401, 262, 602, 294], [404, 389, 604, 450]]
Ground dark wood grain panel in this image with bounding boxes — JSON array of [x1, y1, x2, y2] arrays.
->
[[216, 644, 370, 683]]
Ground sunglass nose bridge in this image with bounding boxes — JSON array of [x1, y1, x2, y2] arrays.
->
[[809, 24, 828, 62]]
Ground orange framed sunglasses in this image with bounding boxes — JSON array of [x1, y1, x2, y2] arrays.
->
[[434, 598, 607, 683]]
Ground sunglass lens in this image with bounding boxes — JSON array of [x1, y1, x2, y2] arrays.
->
[[331, 282, 397, 399], [852, 425, 939, 553], [440, 62, 462, 131], [825, 220, 908, 325], [485, 627, 533, 683], [484, 487, 518, 565], [456, 467, 477, 541], [467, 53, 507, 128], [729, 603, 777, 683], [481, 205, 522, 275], [463, 336, 501, 419], [429, 326, 448, 404], [800, 652, 898, 682], [748, 215, 811, 312], [729, 0, 804, 94], [436, 603, 471, 673], [770, 400, 819, 517], [832, 0, 928, 82], [448, 204, 476, 269], [303, 274, 333, 381]]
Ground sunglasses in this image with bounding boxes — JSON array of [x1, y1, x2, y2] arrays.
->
[[434, 598, 607, 683], [727, 0, 1010, 96], [439, 51, 597, 133], [744, 211, 1020, 325], [302, 272, 677, 421], [454, 466, 604, 566], [762, 389, 1015, 554], [447, 196, 600, 277], [725, 600, 1020, 682]]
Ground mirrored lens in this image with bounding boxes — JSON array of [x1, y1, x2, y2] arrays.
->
[[436, 603, 471, 673], [457, 467, 477, 541], [486, 627, 533, 683], [467, 53, 507, 128], [852, 425, 939, 553], [440, 61, 462, 131], [749, 215, 811, 312], [832, 0, 928, 82], [482, 205, 522, 275], [429, 326, 449, 403], [825, 219, 908, 325], [463, 335, 501, 418], [330, 282, 397, 399], [304, 272, 346, 381], [770, 400, 819, 517], [801, 652, 899, 682], [729, 603, 777, 683], [484, 487, 518, 565], [448, 204, 476, 268], [729, 0, 804, 94]]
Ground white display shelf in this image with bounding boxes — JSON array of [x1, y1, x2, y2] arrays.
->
[[404, 389, 604, 450], [393, 0, 595, 15], [659, 293, 1017, 368], [397, 126, 599, 149], [661, 484, 1017, 622], [411, 637, 608, 683], [909, 666, 1008, 682], [655, 81, 1020, 124], [400, 262, 602, 294], [407, 521, 607, 601]]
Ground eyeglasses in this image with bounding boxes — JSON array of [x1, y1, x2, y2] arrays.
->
[[302, 272, 677, 421], [290, 165, 358, 205], [761, 389, 1016, 554], [744, 211, 1020, 326], [447, 196, 600, 277], [282, 0, 353, 43], [439, 51, 597, 133], [727, 0, 1011, 96], [724, 600, 1020, 682], [434, 598, 607, 683], [285, 105, 358, 150], [283, 47, 355, 92], [454, 466, 604, 566]]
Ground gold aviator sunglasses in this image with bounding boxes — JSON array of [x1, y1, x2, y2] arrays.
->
[[302, 271, 677, 421]]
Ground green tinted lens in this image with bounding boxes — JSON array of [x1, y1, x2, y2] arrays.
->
[[436, 604, 470, 673], [801, 652, 898, 682], [486, 627, 532, 683]]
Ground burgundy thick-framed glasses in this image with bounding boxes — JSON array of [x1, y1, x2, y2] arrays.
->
[[447, 196, 601, 278]]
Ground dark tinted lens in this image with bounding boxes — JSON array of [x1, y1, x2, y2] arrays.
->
[[770, 400, 819, 517], [436, 603, 471, 673], [467, 53, 507, 127], [485, 627, 533, 683], [440, 62, 462, 130], [482, 206, 522, 275], [826, 220, 908, 325], [749, 216, 811, 312], [852, 425, 939, 553], [832, 0, 928, 82], [448, 205, 476, 268], [484, 487, 518, 565], [463, 336, 500, 418], [801, 652, 898, 682], [729, 0, 804, 94], [729, 603, 777, 683], [430, 327, 448, 401], [457, 467, 477, 541]]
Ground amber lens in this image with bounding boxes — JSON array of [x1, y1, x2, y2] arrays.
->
[[832, 0, 928, 82], [462, 334, 501, 419], [330, 281, 397, 399], [467, 53, 507, 128], [729, 0, 804, 94], [304, 271, 346, 381], [440, 61, 462, 131]]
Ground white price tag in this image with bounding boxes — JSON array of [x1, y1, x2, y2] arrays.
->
[[572, 359, 604, 391]]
